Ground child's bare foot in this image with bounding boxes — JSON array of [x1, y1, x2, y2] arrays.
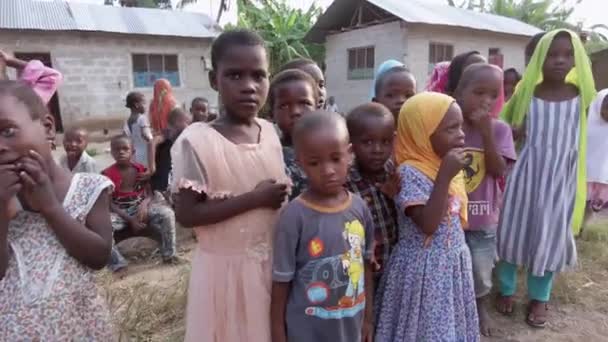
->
[[526, 300, 548, 328], [496, 294, 514, 316], [477, 297, 495, 336]]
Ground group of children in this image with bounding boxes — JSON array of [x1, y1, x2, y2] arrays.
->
[[0, 26, 606, 342]]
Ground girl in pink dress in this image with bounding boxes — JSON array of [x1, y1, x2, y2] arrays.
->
[[171, 30, 290, 342], [0, 81, 114, 340]]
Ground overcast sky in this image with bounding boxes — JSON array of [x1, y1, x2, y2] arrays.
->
[[66, 0, 606, 29]]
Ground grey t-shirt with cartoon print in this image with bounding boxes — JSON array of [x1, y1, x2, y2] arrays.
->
[[273, 193, 374, 342]]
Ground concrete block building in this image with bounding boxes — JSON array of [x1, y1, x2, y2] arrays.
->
[[0, 0, 220, 131], [307, 0, 541, 112]]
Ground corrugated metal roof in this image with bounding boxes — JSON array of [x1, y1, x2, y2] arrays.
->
[[370, 0, 541, 36], [0, 0, 220, 39], [307, 0, 542, 42], [0, 0, 76, 31]]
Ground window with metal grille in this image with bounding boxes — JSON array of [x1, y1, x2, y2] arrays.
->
[[347, 46, 375, 80], [428, 42, 454, 73], [132, 54, 180, 88]]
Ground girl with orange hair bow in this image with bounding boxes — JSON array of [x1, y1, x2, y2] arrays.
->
[[149, 79, 178, 133], [375, 92, 480, 341]]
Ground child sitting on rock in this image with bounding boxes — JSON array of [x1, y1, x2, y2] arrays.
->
[[102, 135, 178, 272]]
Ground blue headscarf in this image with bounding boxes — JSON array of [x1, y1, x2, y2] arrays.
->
[[370, 59, 405, 100]]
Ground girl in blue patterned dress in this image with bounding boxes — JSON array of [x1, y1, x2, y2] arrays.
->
[[375, 92, 480, 342]]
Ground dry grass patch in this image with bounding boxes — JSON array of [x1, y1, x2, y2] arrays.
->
[[100, 264, 190, 342]]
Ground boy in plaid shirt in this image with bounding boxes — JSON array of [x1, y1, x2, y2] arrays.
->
[[345, 103, 399, 289]]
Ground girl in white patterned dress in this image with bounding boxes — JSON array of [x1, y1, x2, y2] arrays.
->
[[0, 80, 114, 340]]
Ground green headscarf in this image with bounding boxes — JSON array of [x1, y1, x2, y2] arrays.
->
[[501, 29, 596, 235]]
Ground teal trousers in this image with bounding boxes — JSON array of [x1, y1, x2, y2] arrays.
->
[[497, 261, 554, 302]]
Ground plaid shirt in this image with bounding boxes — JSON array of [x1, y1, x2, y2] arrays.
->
[[283, 145, 307, 201], [346, 164, 398, 277]]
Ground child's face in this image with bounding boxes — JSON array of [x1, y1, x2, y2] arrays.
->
[[299, 63, 326, 109], [376, 72, 416, 119], [351, 115, 395, 174], [169, 114, 192, 138], [601, 97, 608, 122], [0, 94, 54, 163], [273, 80, 317, 140], [503, 71, 518, 100], [543, 35, 574, 83], [210, 45, 269, 121], [430, 103, 465, 158], [296, 127, 351, 197], [457, 69, 501, 120], [63, 130, 87, 160], [110, 138, 133, 166], [134, 95, 146, 114], [190, 101, 209, 122]]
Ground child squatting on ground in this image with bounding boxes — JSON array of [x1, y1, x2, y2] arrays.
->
[[454, 63, 517, 336], [271, 68, 319, 200], [0, 80, 115, 340], [271, 110, 375, 342], [496, 29, 596, 328], [374, 92, 480, 341], [170, 30, 289, 342], [103, 135, 177, 272]]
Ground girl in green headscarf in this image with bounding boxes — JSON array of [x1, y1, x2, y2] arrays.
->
[[496, 29, 596, 328]]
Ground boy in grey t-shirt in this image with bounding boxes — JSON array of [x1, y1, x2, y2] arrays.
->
[[271, 111, 375, 342]]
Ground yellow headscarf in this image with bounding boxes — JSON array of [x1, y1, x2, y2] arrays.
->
[[395, 92, 468, 227]]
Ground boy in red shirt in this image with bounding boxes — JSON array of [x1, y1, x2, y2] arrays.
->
[[102, 135, 177, 272]]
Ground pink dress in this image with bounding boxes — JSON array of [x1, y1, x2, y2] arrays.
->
[[171, 119, 289, 342], [0, 173, 114, 341]]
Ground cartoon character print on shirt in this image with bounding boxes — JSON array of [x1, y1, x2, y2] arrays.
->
[[339, 220, 365, 307], [463, 148, 493, 217], [463, 148, 485, 193], [303, 220, 366, 320]]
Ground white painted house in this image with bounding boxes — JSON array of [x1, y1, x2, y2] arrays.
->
[[0, 0, 220, 131], [307, 0, 542, 112]]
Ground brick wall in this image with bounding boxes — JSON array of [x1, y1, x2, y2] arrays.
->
[[0, 30, 215, 129], [324, 22, 530, 113], [406, 24, 529, 92], [324, 21, 407, 113]]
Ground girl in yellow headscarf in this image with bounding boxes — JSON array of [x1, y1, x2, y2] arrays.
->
[[496, 29, 596, 328], [375, 92, 480, 341]]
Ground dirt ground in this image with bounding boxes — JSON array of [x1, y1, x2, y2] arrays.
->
[[79, 144, 608, 342]]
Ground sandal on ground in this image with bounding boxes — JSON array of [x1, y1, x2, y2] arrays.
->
[[496, 294, 515, 316], [526, 300, 549, 328]]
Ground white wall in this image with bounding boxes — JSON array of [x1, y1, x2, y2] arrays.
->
[[406, 24, 529, 90], [324, 21, 530, 113], [0, 31, 215, 129], [324, 21, 407, 113]]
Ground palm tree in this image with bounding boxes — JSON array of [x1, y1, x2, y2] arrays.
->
[[229, 0, 324, 73], [448, 0, 581, 31], [447, 0, 608, 53], [176, 0, 229, 23]]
